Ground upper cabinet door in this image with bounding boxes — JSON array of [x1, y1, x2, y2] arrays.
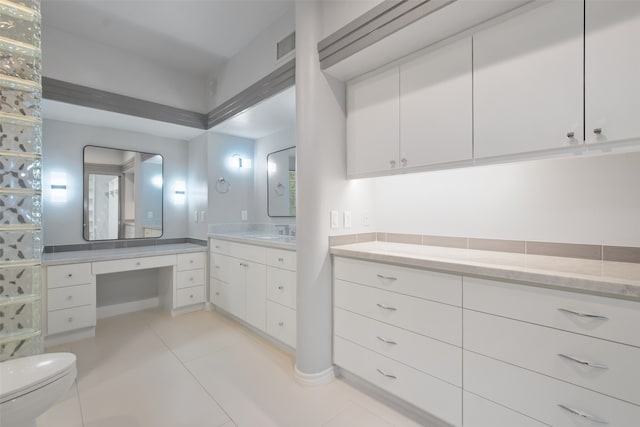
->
[[473, 2, 584, 159], [400, 38, 473, 168], [347, 67, 400, 176], [585, 1, 640, 144]]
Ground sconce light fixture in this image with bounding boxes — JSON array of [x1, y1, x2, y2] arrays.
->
[[267, 161, 277, 174], [151, 175, 163, 188], [228, 154, 252, 170], [173, 181, 186, 204], [50, 171, 68, 203]]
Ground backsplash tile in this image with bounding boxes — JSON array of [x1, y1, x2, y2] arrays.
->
[[469, 238, 525, 254], [356, 232, 377, 243], [603, 246, 640, 264], [386, 233, 422, 245], [422, 235, 467, 249], [329, 235, 358, 246], [526, 241, 602, 260]]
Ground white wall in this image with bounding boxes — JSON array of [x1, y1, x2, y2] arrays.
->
[[372, 152, 640, 246], [42, 119, 189, 246], [320, 0, 383, 38], [187, 133, 209, 239], [42, 26, 209, 113], [211, 6, 295, 108]]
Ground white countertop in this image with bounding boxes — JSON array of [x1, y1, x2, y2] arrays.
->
[[209, 233, 296, 251], [43, 243, 207, 266], [330, 241, 640, 300]]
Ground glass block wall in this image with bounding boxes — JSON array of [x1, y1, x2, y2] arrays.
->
[[0, 0, 43, 361]]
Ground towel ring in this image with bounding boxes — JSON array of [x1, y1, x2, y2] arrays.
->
[[216, 177, 230, 194]]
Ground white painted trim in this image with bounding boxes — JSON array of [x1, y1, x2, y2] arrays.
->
[[45, 326, 95, 348], [97, 297, 159, 319], [171, 303, 205, 317], [294, 365, 335, 387]]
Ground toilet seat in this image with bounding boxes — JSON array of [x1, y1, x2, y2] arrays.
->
[[0, 353, 76, 404]]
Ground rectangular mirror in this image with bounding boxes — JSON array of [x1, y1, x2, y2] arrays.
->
[[267, 147, 296, 217], [83, 146, 163, 241]]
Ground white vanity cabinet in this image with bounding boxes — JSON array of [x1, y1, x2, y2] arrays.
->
[[175, 252, 206, 308], [265, 248, 297, 348], [585, 1, 640, 145], [46, 262, 96, 336], [473, 1, 584, 159]]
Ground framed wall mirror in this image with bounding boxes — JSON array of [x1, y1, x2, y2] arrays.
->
[[83, 146, 163, 241], [267, 146, 296, 217]]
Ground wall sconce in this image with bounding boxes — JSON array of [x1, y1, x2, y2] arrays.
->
[[267, 161, 277, 174], [50, 171, 68, 203], [228, 154, 252, 170], [173, 181, 186, 205], [151, 175, 163, 188]]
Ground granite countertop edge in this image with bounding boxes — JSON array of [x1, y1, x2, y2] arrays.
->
[[208, 233, 296, 251]]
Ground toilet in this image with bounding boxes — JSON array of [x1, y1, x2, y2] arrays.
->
[[0, 352, 77, 427]]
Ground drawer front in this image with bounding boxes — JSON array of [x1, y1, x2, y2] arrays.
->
[[92, 255, 176, 275], [211, 279, 245, 319], [266, 248, 296, 271], [176, 286, 205, 307], [465, 309, 640, 405], [210, 253, 231, 283], [335, 280, 462, 346], [335, 337, 462, 426], [47, 263, 93, 288], [463, 391, 547, 427], [266, 301, 296, 348], [266, 266, 296, 309], [464, 276, 640, 347], [47, 305, 96, 335], [229, 242, 266, 264], [334, 257, 461, 306], [210, 239, 230, 255], [177, 269, 205, 290], [48, 283, 96, 311], [464, 350, 640, 427], [177, 252, 206, 271], [335, 308, 461, 386]]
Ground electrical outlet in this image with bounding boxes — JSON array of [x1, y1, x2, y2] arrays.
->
[[343, 211, 352, 229], [362, 211, 370, 227], [200, 211, 206, 222], [241, 210, 248, 221], [194, 210, 199, 223], [330, 210, 339, 229]]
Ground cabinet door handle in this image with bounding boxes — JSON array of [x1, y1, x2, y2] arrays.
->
[[593, 128, 603, 135], [558, 308, 608, 320], [566, 131, 575, 138], [278, 257, 284, 262], [558, 353, 608, 369], [376, 368, 397, 379], [67, 273, 73, 278], [376, 303, 397, 311], [136, 262, 141, 266], [558, 404, 608, 424], [67, 295, 73, 301], [389, 160, 396, 168], [189, 277, 194, 282], [376, 336, 397, 345], [190, 260, 194, 264], [376, 274, 397, 281], [278, 321, 284, 327], [277, 285, 284, 291], [240, 262, 248, 267], [215, 292, 220, 296], [400, 158, 407, 167], [67, 317, 73, 323]]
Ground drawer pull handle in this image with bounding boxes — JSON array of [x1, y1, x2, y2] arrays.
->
[[190, 260, 194, 263], [240, 262, 249, 267], [278, 285, 284, 291], [558, 404, 608, 424], [67, 273, 73, 278], [67, 317, 73, 323], [215, 265, 220, 269], [376, 303, 397, 311], [278, 257, 284, 262], [190, 277, 194, 281], [215, 245, 221, 249], [136, 262, 141, 266], [376, 336, 397, 345], [376, 274, 397, 281], [215, 292, 220, 296], [67, 295, 73, 301], [558, 308, 608, 320], [278, 321, 284, 327], [558, 353, 608, 370], [376, 368, 397, 379]]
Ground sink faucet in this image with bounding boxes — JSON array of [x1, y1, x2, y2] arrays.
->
[[275, 224, 289, 235]]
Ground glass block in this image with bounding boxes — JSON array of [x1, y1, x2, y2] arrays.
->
[[0, 334, 41, 361], [0, 229, 41, 262], [0, 86, 40, 118], [0, 118, 41, 153], [3, 0, 40, 14], [0, 49, 41, 83], [0, 192, 40, 225], [0, 155, 41, 189], [0, 10, 41, 48], [0, 264, 40, 297], [0, 299, 41, 356]]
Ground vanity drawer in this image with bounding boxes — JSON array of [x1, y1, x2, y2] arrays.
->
[[335, 308, 461, 386], [464, 276, 640, 347], [177, 252, 205, 271], [48, 305, 96, 335], [229, 242, 266, 264], [210, 253, 231, 283], [48, 283, 96, 311], [92, 255, 176, 275], [266, 301, 296, 348], [464, 350, 640, 427], [177, 269, 205, 289], [176, 285, 205, 307], [463, 391, 547, 427], [335, 279, 462, 346], [266, 266, 296, 309], [210, 239, 230, 255], [334, 257, 461, 306], [47, 263, 93, 288], [335, 336, 462, 426], [464, 309, 640, 405], [266, 248, 296, 271]]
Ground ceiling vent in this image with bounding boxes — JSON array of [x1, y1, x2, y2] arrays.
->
[[277, 32, 296, 60]]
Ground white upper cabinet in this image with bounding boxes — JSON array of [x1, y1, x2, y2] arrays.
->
[[585, 1, 640, 144], [473, 1, 584, 159], [400, 38, 472, 167], [347, 67, 400, 176]]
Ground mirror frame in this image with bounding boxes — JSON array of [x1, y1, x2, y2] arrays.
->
[[267, 146, 296, 218], [82, 145, 164, 241]]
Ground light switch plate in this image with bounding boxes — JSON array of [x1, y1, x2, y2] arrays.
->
[[330, 210, 339, 229], [343, 211, 352, 229], [362, 211, 370, 227], [241, 210, 248, 221], [194, 210, 199, 223]]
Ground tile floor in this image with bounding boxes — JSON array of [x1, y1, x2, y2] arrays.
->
[[38, 308, 427, 427]]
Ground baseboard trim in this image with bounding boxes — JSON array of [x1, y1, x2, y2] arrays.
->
[[97, 297, 160, 319], [45, 326, 95, 348], [171, 303, 205, 317], [294, 365, 335, 387]]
